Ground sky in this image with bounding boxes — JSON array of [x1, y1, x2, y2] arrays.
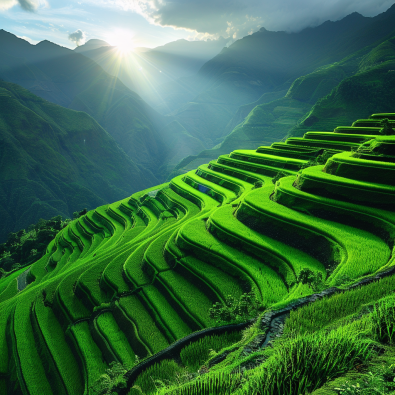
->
[[0, 0, 394, 49]]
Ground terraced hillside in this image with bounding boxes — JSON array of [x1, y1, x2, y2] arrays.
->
[[0, 113, 394, 395]]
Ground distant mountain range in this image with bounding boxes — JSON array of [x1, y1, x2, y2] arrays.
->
[[170, 4, 395, 175], [75, 37, 228, 114], [0, 30, 205, 180]]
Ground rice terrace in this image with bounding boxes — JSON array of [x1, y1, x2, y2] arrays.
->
[[2, 1, 395, 394], [1, 112, 395, 394]]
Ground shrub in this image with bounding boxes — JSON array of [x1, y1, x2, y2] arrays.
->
[[298, 268, 324, 292], [380, 118, 394, 135], [90, 362, 128, 395], [209, 292, 261, 324], [272, 172, 287, 184]]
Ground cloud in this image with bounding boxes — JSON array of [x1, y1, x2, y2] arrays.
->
[[18, 0, 37, 12], [0, 0, 17, 11], [0, 0, 47, 12], [104, 0, 395, 39], [68, 29, 86, 46]]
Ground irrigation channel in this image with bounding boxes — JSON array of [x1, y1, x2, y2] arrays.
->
[[114, 264, 395, 394]]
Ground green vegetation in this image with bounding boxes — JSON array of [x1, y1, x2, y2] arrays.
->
[[209, 292, 261, 324], [0, 80, 158, 244], [1, 110, 395, 395], [180, 332, 242, 371], [0, 215, 73, 282]]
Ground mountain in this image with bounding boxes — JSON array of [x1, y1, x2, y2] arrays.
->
[[0, 30, 204, 180], [0, 80, 158, 242], [167, 4, 395, 154], [74, 39, 110, 53], [170, 12, 395, 178], [290, 37, 395, 136], [77, 37, 228, 114]]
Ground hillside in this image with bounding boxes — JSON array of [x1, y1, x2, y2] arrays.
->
[[0, 81, 157, 242], [0, 110, 394, 394], [0, 30, 204, 180], [171, 32, 395, 177], [168, 4, 395, 154], [290, 37, 395, 137]]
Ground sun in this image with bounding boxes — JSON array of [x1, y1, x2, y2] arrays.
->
[[106, 29, 135, 54]]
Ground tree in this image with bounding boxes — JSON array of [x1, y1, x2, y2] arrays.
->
[[209, 292, 261, 324], [90, 359, 140, 395], [298, 268, 324, 292], [90, 362, 128, 395], [380, 118, 394, 136]]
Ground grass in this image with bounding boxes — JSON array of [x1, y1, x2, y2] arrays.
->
[[238, 325, 374, 395], [131, 359, 183, 394], [284, 274, 395, 335], [180, 331, 242, 371]]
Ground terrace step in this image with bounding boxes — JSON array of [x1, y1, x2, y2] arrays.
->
[[230, 149, 307, 171], [295, 165, 395, 209], [324, 152, 395, 184], [303, 131, 376, 144], [176, 218, 288, 306], [217, 154, 295, 178], [286, 137, 360, 151], [208, 205, 325, 285], [239, 184, 391, 285], [335, 126, 382, 134]]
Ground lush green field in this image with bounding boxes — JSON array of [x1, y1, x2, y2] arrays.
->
[[1, 113, 395, 395]]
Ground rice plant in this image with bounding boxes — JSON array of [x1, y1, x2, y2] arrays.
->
[[370, 296, 395, 344], [284, 274, 395, 335], [236, 326, 374, 395], [180, 331, 242, 371], [131, 360, 182, 394]]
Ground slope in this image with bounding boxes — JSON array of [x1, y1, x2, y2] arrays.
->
[[168, 4, 395, 155], [0, 111, 394, 394], [0, 30, 204, 180], [0, 80, 156, 242]]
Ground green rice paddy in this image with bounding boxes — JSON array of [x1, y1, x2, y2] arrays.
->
[[2, 113, 395, 394]]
